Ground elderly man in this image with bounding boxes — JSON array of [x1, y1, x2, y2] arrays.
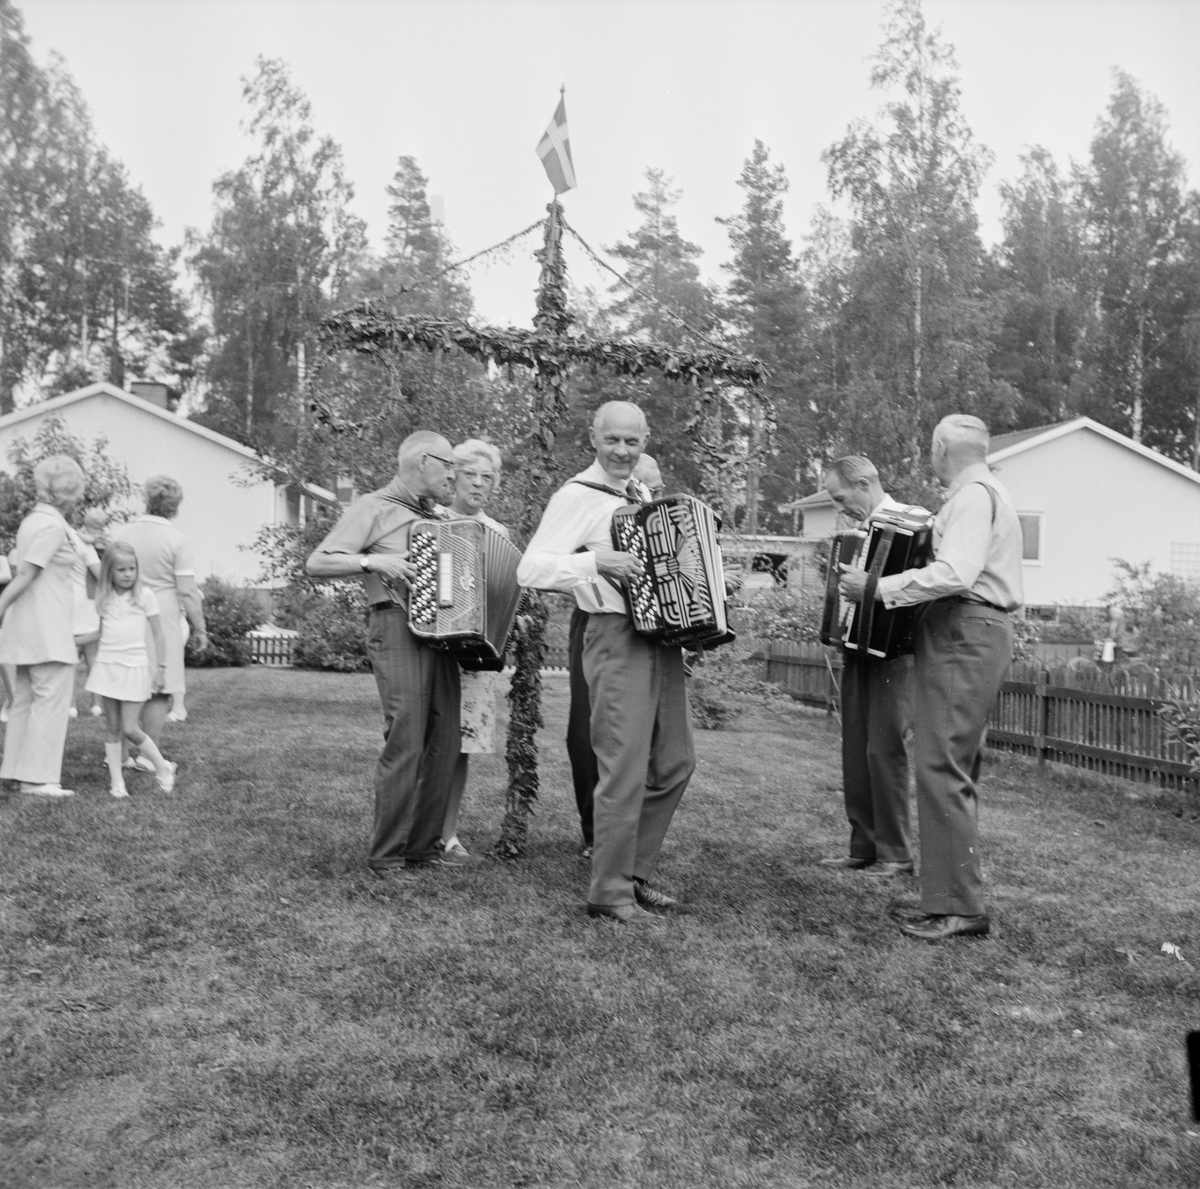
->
[[821, 456, 927, 878], [519, 405, 691, 925], [307, 430, 467, 875], [840, 415, 1023, 941], [565, 451, 666, 858]]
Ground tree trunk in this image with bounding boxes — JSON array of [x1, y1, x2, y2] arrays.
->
[[744, 393, 761, 535], [1131, 307, 1145, 442]]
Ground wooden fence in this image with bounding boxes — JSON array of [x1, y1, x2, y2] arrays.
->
[[751, 641, 1199, 792], [247, 631, 298, 667]]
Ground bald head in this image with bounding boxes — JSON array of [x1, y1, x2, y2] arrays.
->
[[397, 430, 456, 500], [590, 401, 649, 484], [931, 414, 990, 483], [632, 452, 664, 497]]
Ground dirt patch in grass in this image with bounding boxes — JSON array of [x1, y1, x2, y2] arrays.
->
[[2, 667, 1199, 1187]]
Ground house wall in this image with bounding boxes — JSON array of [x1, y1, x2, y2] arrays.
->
[[989, 427, 1200, 606], [0, 392, 279, 585]]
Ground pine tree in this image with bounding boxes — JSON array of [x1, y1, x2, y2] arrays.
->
[[717, 141, 810, 532]]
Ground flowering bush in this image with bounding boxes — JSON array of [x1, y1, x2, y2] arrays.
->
[[185, 577, 262, 667]]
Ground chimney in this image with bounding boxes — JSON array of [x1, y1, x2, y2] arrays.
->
[[129, 381, 179, 411]]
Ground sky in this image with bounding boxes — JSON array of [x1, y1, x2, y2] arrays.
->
[[17, 0, 1200, 329]]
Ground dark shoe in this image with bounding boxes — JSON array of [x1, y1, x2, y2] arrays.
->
[[633, 879, 678, 911], [370, 863, 413, 879], [819, 856, 873, 870], [890, 905, 928, 923], [861, 861, 914, 878], [899, 913, 991, 941], [586, 903, 665, 926]]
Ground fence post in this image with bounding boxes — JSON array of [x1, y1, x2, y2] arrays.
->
[[1034, 669, 1049, 768]]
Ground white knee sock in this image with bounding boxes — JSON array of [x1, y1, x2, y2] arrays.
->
[[104, 742, 126, 791], [136, 735, 170, 775]]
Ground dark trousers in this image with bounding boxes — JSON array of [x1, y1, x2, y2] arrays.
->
[[583, 614, 694, 907], [912, 601, 1013, 916], [365, 607, 461, 869], [566, 606, 599, 845], [840, 652, 913, 864]]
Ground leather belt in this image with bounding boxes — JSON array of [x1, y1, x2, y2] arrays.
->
[[940, 594, 1009, 614]]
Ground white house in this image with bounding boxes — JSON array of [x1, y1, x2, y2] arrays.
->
[[987, 417, 1200, 609], [786, 418, 1200, 609], [0, 382, 336, 589]]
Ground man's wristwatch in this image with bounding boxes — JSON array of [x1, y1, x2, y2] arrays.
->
[[360, 555, 371, 573]]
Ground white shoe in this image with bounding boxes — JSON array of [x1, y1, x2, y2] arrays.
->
[[110, 783, 129, 799], [20, 783, 74, 797], [156, 761, 177, 793], [135, 755, 156, 774], [442, 838, 470, 858], [166, 709, 187, 723], [90, 704, 103, 717], [0, 703, 7, 723], [68, 706, 79, 719]]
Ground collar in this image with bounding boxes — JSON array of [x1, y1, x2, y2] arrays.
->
[[380, 476, 436, 516], [868, 493, 903, 519], [137, 514, 173, 525], [945, 462, 993, 500], [33, 502, 67, 522]]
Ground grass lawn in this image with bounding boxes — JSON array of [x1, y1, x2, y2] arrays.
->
[[3, 666, 1200, 1189]]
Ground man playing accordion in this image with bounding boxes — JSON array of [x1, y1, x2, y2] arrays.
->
[[821, 455, 928, 879], [518, 402, 689, 926]]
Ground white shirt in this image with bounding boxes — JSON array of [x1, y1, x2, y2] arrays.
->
[[95, 587, 161, 666], [516, 460, 650, 615], [877, 464, 1024, 611]]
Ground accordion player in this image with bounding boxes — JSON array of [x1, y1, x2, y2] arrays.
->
[[407, 518, 524, 671], [820, 507, 934, 659], [610, 494, 734, 649]]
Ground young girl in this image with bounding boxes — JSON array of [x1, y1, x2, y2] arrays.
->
[[85, 541, 177, 798]]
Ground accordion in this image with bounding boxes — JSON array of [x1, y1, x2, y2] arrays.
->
[[407, 518, 524, 671], [610, 494, 733, 649], [820, 508, 934, 660]]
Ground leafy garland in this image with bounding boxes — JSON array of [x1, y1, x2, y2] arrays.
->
[[311, 308, 765, 433]]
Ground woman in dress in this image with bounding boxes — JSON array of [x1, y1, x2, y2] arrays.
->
[[0, 456, 89, 796], [441, 439, 508, 859], [111, 476, 208, 751]]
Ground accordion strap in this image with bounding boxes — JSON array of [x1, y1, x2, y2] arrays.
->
[[569, 479, 627, 499]]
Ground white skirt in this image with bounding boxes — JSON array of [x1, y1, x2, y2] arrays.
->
[[460, 669, 500, 754], [85, 661, 153, 703]]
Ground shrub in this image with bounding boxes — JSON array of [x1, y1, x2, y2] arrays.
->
[[730, 587, 824, 644], [687, 639, 786, 730], [1039, 605, 1105, 644], [1108, 560, 1200, 672], [292, 589, 371, 673], [186, 577, 262, 667], [1159, 692, 1200, 779]]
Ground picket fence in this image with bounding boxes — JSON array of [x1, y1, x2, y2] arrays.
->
[[751, 640, 1199, 792]]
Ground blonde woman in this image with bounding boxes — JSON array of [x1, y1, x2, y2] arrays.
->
[[0, 456, 88, 796], [441, 439, 508, 858]]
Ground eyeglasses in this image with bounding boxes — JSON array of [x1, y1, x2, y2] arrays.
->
[[424, 452, 456, 469]]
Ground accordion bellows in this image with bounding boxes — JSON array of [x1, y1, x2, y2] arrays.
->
[[610, 495, 733, 649], [820, 508, 934, 660], [408, 519, 523, 671]]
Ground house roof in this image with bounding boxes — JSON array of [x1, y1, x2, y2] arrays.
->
[[780, 490, 833, 512], [0, 382, 337, 504], [987, 416, 1200, 487]]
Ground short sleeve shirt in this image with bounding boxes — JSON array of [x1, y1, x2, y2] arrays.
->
[[314, 478, 438, 609], [95, 587, 161, 666], [112, 516, 196, 595], [0, 504, 79, 665]]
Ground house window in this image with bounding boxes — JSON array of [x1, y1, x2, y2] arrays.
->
[[1171, 542, 1200, 583], [1018, 513, 1041, 562]]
